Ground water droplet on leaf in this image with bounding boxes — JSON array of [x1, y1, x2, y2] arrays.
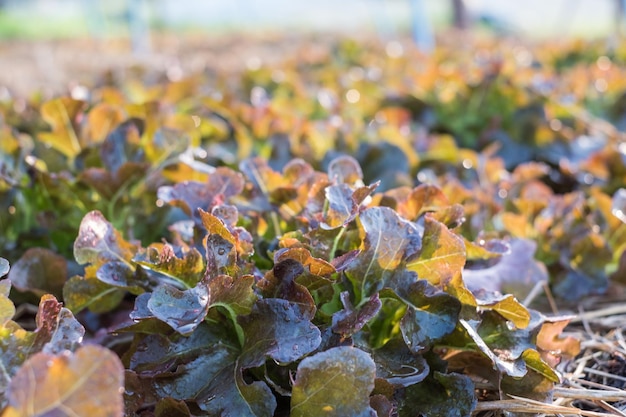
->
[[612, 189, 626, 223]]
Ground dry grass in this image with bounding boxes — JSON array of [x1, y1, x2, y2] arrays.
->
[[474, 299, 626, 416]]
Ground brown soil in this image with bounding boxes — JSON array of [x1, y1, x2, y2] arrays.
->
[[0, 32, 335, 98]]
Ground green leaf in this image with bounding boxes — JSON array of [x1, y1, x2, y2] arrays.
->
[[476, 293, 531, 329], [63, 273, 126, 314], [238, 298, 321, 368], [291, 346, 376, 417], [133, 243, 205, 289], [6, 345, 124, 417], [501, 368, 555, 404], [130, 323, 228, 376], [198, 360, 276, 417], [133, 323, 276, 417], [8, 248, 67, 298], [395, 279, 461, 354], [0, 325, 36, 409], [553, 231, 612, 300], [208, 274, 257, 316], [155, 397, 191, 417], [357, 142, 412, 191], [521, 349, 560, 383], [372, 337, 429, 387], [407, 216, 466, 287], [397, 372, 476, 417], [458, 310, 547, 378], [459, 318, 523, 377], [0, 279, 14, 324]]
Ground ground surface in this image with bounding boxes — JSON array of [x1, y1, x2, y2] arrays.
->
[[0, 33, 320, 97]]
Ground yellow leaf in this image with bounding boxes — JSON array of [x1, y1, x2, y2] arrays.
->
[[87, 103, 125, 143], [487, 295, 531, 329], [39, 97, 84, 158], [407, 217, 466, 286]]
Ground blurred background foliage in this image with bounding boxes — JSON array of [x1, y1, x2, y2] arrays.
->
[[0, 0, 624, 42]]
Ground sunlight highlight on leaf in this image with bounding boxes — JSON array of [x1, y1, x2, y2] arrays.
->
[[291, 347, 376, 417], [407, 216, 466, 286], [6, 345, 124, 417], [38, 97, 84, 158]]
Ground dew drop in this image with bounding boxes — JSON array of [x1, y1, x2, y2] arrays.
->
[[385, 41, 404, 58], [612, 189, 626, 224], [345, 89, 360, 104], [597, 55, 612, 71], [549, 119, 562, 131]]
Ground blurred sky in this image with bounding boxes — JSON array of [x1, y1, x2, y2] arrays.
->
[[0, 0, 619, 40]]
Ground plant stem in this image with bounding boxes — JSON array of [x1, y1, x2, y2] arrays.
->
[[330, 226, 346, 261]]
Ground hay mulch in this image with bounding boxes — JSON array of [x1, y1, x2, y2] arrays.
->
[[475, 292, 626, 416]]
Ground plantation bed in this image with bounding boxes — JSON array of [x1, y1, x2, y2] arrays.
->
[[1, 33, 626, 416]]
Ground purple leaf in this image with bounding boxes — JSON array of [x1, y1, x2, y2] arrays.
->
[[8, 248, 66, 297], [147, 282, 210, 335], [238, 298, 321, 368], [463, 239, 548, 300]]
